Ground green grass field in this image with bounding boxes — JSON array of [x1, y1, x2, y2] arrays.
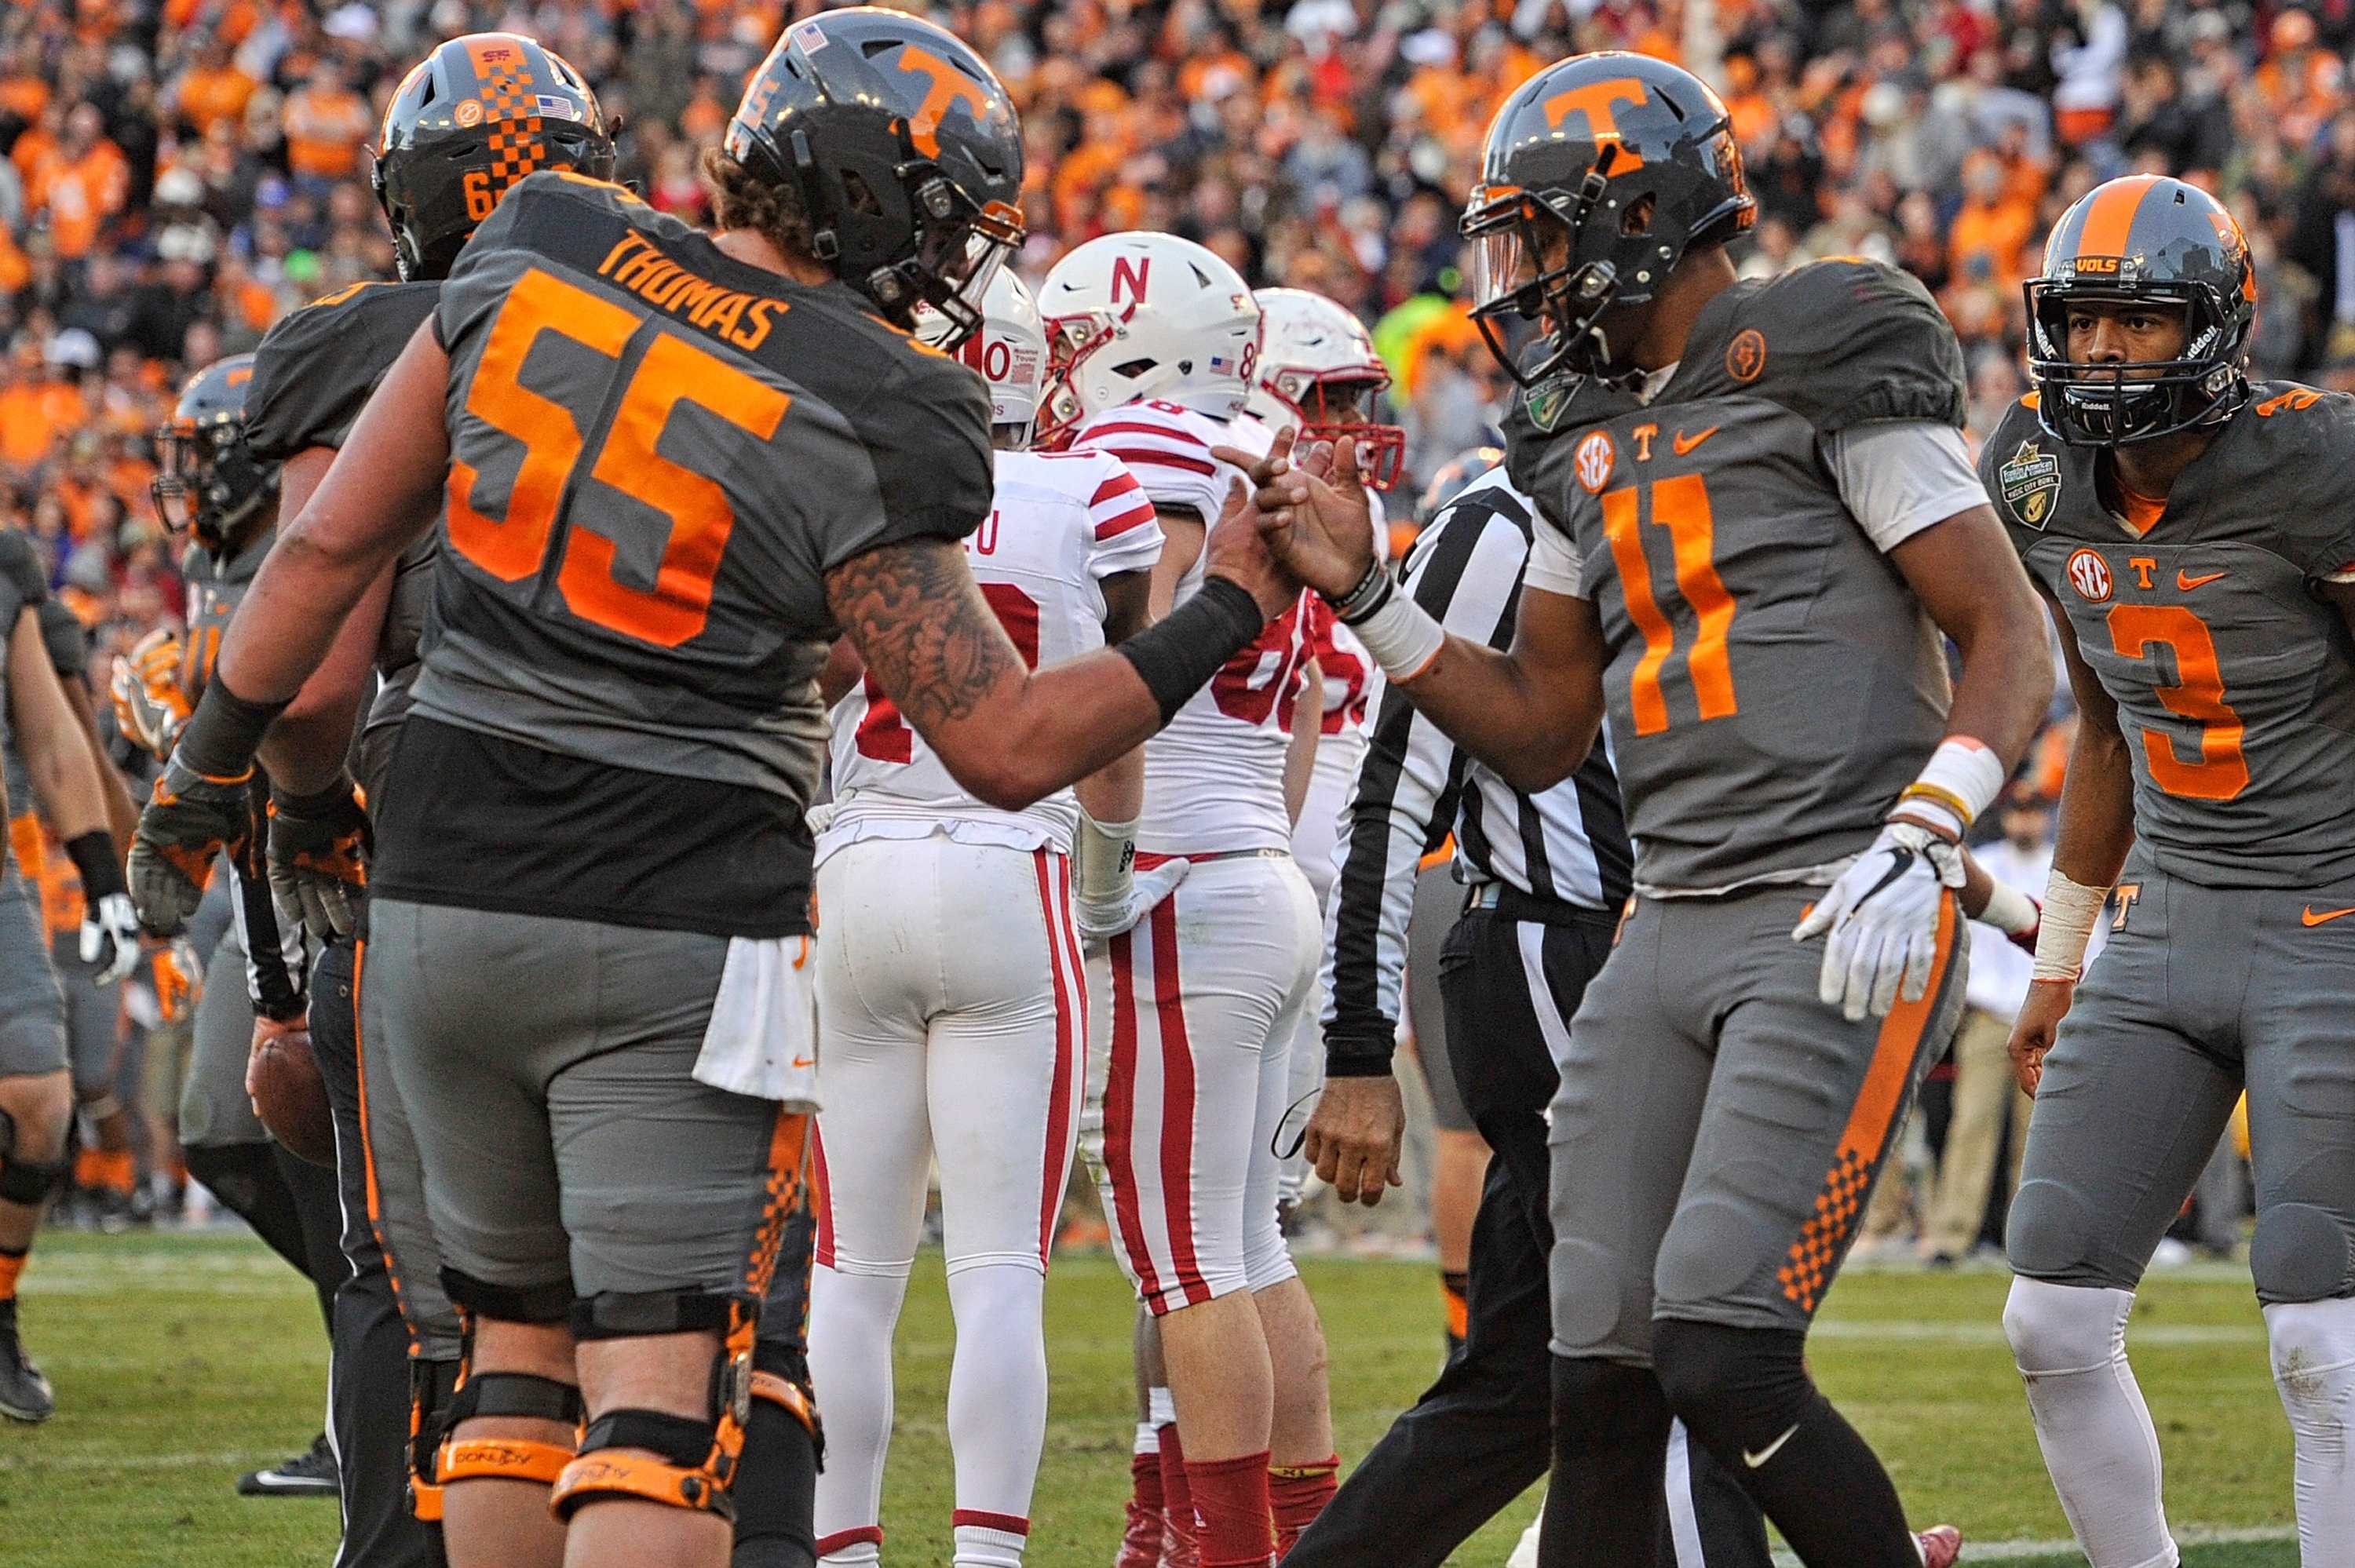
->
[[0, 1233, 2303, 1565]]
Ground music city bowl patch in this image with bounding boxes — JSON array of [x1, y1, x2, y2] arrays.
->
[[1998, 439, 2061, 529]]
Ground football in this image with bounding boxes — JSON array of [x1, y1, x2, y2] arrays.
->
[[247, 1025, 334, 1169]]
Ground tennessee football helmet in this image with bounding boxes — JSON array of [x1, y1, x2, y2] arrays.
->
[[1461, 53, 1754, 384], [374, 33, 614, 282], [725, 8, 1025, 346], [152, 356, 279, 552], [1244, 287, 1404, 490], [2025, 174, 2255, 446], [1035, 232, 1261, 448]]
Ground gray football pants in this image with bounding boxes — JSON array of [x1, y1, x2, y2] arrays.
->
[[1550, 886, 1968, 1362], [2008, 859, 2355, 1304]]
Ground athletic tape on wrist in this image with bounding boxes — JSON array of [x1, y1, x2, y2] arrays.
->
[[2032, 869, 2108, 981], [1889, 736, 2005, 840], [1980, 878, 2039, 936], [1115, 578, 1265, 726], [1075, 813, 1136, 911], [1347, 589, 1445, 682]]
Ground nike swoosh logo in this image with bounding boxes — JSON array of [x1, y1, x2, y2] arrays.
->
[[1672, 426, 1720, 455], [2177, 570, 2225, 590], [1742, 1424, 1799, 1469], [790, 1056, 816, 1069], [2303, 906, 2355, 927]]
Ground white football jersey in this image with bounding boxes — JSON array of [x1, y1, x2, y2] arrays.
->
[[1072, 401, 1310, 856], [823, 447, 1162, 858]]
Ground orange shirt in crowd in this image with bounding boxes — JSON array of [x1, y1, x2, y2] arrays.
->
[[283, 84, 371, 179], [31, 140, 130, 259], [0, 375, 89, 469], [174, 64, 257, 133], [0, 74, 49, 126]]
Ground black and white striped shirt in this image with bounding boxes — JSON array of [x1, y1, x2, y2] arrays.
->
[[1320, 469, 1632, 1073]]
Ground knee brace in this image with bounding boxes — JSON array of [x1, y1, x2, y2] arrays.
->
[[2003, 1277, 2132, 1377], [550, 1291, 760, 1522], [752, 1340, 821, 1457], [405, 1356, 462, 1522], [432, 1283, 585, 1505]]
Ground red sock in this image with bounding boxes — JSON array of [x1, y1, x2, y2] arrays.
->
[[1269, 1454, 1338, 1559], [0, 1245, 24, 1302], [1119, 1446, 1167, 1566], [1157, 1423, 1196, 1559], [1185, 1450, 1272, 1568]]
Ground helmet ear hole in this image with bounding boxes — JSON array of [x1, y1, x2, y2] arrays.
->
[[840, 172, 884, 217], [1622, 194, 1656, 237]]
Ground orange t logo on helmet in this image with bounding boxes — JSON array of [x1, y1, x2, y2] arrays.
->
[[1543, 78, 1651, 170], [893, 46, 992, 159]]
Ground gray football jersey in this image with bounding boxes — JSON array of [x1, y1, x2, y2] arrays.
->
[[0, 531, 49, 830], [414, 173, 995, 811], [1518, 261, 1965, 893], [1984, 385, 2355, 888]]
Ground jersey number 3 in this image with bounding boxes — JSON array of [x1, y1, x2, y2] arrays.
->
[[1601, 474, 1737, 736], [446, 267, 792, 647], [2106, 605, 2249, 800]]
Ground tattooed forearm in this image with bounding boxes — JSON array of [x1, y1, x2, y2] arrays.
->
[[825, 538, 1021, 735]]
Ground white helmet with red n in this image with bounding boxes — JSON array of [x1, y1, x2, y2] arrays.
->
[[1244, 286, 1405, 490], [1035, 232, 1260, 447], [926, 269, 1049, 445]]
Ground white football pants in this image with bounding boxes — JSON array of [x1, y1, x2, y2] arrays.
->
[[809, 835, 1086, 1566]]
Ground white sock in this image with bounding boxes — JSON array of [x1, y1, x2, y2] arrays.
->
[[809, 1263, 911, 1561], [2003, 1278, 2179, 1568], [2265, 1297, 2355, 1561], [946, 1264, 1051, 1539], [951, 1519, 1030, 1567], [1147, 1384, 1176, 1430]]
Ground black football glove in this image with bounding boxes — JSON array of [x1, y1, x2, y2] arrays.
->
[[267, 776, 371, 943], [127, 757, 254, 935]]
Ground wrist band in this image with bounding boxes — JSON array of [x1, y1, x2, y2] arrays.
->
[[1326, 558, 1389, 621], [64, 830, 126, 901], [270, 775, 356, 819], [2032, 868, 2108, 982], [176, 674, 290, 782], [1115, 576, 1265, 726], [1979, 878, 2039, 936], [1888, 736, 2006, 841], [1348, 589, 1446, 682]]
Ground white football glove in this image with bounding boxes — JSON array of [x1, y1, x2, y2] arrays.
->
[[80, 891, 143, 984], [1793, 822, 1962, 1023], [1079, 858, 1189, 946]]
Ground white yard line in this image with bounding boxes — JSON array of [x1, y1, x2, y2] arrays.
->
[[1810, 1318, 2265, 1346]]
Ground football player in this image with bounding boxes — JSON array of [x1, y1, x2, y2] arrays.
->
[[236, 35, 638, 1566], [805, 271, 1161, 1568], [0, 529, 140, 1422], [119, 355, 349, 1493], [127, 12, 1295, 1568], [1987, 175, 2355, 1566], [1238, 52, 2053, 1568], [1048, 234, 1338, 1568], [1287, 447, 1770, 1568]]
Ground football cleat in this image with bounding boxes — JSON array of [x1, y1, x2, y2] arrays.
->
[[1915, 1525, 1962, 1568], [237, 1431, 340, 1497], [0, 1300, 54, 1424], [1114, 1496, 1165, 1568]]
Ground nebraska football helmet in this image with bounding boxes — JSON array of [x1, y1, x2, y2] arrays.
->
[[1245, 287, 1404, 490], [1035, 232, 1260, 447], [922, 270, 1048, 444]]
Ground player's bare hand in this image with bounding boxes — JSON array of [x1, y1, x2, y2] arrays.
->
[[1212, 427, 1374, 600], [2008, 979, 2073, 1096], [1304, 1074, 1405, 1207], [1204, 476, 1303, 620]]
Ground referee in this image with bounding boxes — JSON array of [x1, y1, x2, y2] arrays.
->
[[1287, 458, 1769, 1568]]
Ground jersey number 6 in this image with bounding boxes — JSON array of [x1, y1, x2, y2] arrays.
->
[[445, 266, 792, 648]]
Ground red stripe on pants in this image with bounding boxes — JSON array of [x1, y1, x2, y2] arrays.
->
[[1148, 899, 1208, 1306], [1103, 925, 1163, 1302], [1034, 850, 1082, 1267]]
